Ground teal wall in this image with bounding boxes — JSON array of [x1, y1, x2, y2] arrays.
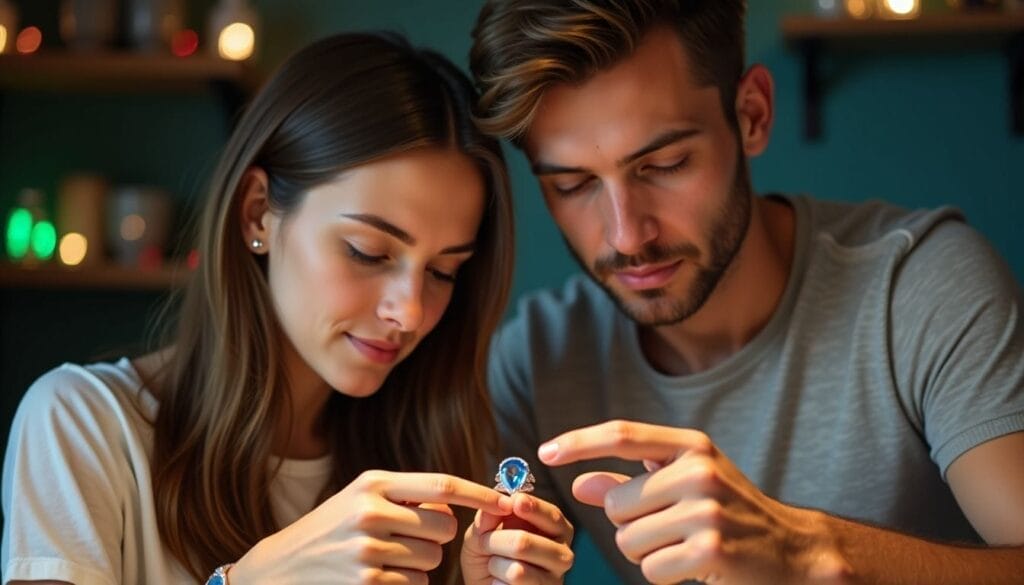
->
[[247, 0, 1024, 300], [1, 1, 1021, 582]]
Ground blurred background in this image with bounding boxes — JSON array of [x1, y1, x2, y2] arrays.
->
[[1, 0, 1022, 581]]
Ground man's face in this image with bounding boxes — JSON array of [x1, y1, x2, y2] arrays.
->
[[524, 27, 753, 327]]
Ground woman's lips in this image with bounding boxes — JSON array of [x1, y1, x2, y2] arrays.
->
[[346, 334, 401, 364], [613, 260, 683, 291]]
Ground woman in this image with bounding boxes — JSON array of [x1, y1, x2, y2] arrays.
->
[[2, 33, 573, 584]]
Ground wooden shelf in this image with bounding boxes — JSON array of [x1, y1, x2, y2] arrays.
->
[[780, 11, 1024, 140], [782, 11, 1024, 41], [0, 262, 192, 291], [0, 51, 256, 92], [0, 51, 258, 124]]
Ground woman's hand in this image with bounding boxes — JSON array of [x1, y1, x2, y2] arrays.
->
[[462, 492, 575, 584], [228, 469, 513, 584]]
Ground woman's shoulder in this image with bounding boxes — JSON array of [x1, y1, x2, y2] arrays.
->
[[16, 358, 157, 433]]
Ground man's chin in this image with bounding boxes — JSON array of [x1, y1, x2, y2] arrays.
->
[[603, 284, 686, 327], [622, 299, 690, 327]]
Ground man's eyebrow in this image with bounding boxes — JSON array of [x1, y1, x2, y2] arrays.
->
[[340, 214, 413, 245], [531, 128, 700, 176], [616, 128, 700, 167], [533, 161, 588, 176], [341, 213, 476, 254]]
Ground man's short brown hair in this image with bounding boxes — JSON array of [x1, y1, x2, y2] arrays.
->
[[470, 0, 747, 145]]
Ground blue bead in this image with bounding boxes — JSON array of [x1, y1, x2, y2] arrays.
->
[[499, 457, 529, 493]]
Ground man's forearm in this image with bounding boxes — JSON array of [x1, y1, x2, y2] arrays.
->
[[806, 509, 1024, 584]]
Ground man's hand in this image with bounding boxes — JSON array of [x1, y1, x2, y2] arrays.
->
[[538, 420, 850, 584]]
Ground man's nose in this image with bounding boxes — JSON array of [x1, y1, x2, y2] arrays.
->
[[604, 184, 657, 256]]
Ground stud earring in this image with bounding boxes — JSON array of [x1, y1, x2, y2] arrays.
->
[[251, 239, 264, 249]]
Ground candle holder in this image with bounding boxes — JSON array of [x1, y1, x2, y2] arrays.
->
[[57, 173, 108, 267], [106, 186, 173, 270], [5, 189, 56, 265], [843, 0, 876, 19], [125, 0, 186, 52], [59, 0, 119, 51]]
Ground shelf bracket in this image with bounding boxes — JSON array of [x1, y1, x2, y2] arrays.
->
[[1011, 32, 1024, 137], [799, 38, 824, 141]]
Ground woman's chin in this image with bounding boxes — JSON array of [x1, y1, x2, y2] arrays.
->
[[328, 378, 384, 399]]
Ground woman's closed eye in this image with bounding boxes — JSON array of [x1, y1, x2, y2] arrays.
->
[[428, 267, 457, 284], [348, 241, 461, 284], [345, 243, 387, 265]]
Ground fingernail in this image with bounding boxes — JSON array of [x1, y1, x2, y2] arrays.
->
[[499, 494, 513, 512], [538, 442, 558, 462]]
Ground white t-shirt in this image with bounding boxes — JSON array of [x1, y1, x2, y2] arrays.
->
[[2, 359, 332, 585]]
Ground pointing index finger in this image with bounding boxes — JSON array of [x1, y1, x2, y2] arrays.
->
[[538, 420, 711, 466]]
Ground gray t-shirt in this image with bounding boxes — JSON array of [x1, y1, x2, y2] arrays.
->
[[488, 194, 1024, 583]]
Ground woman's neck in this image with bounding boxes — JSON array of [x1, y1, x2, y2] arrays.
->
[[276, 341, 334, 459]]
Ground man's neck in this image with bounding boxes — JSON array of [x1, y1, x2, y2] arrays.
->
[[639, 196, 795, 376]]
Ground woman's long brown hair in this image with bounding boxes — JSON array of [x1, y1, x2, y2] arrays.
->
[[149, 32, 514, 582]]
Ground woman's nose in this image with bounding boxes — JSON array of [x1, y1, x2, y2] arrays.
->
[[377, 273, 425, 332]]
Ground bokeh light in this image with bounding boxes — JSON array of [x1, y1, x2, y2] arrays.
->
[[120, 214, 147, 241], [59, 232, 88, 266], [217, 22, 254, 61], [15, 26, 42, 54], [171, 29, 199, 58], [30, 220, 56, 260]]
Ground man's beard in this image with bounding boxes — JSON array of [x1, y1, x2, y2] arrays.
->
[[567, 157, 753, 327]]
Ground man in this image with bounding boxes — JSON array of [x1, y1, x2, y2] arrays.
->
[[469, 1, 1024, 583]]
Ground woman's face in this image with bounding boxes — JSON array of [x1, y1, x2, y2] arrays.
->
[[263, 147, 486, 398]]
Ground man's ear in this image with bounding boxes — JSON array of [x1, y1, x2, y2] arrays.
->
[[734, 64, 775, 157], [238, 167, 272, 254]]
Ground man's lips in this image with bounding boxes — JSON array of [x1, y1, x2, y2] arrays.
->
[[346, 334, 401, 364], [613, 260, 683, 291]]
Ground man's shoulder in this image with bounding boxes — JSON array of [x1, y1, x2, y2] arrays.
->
[[494, 274, 617, 356], [505, 274, 615, 330], [796, 194, 964, 252]]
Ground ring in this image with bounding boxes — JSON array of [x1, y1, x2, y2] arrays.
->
[[494, 456, 535, 495]]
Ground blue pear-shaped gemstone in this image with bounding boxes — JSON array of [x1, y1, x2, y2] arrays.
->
[[499, 457, 529, 493]]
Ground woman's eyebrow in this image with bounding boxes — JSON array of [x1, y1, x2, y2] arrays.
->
[[340, 213, 414, 244], [341, 213, 475, 254]]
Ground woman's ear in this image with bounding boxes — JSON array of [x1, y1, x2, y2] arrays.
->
[[238, 167, 272, 254], [734, 64, 775, 158]]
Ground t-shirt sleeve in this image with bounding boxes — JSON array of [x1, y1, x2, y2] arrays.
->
[[2, 366, 129, 585], [890, 220, 1024, 476], [487, 313, 564, 511]]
